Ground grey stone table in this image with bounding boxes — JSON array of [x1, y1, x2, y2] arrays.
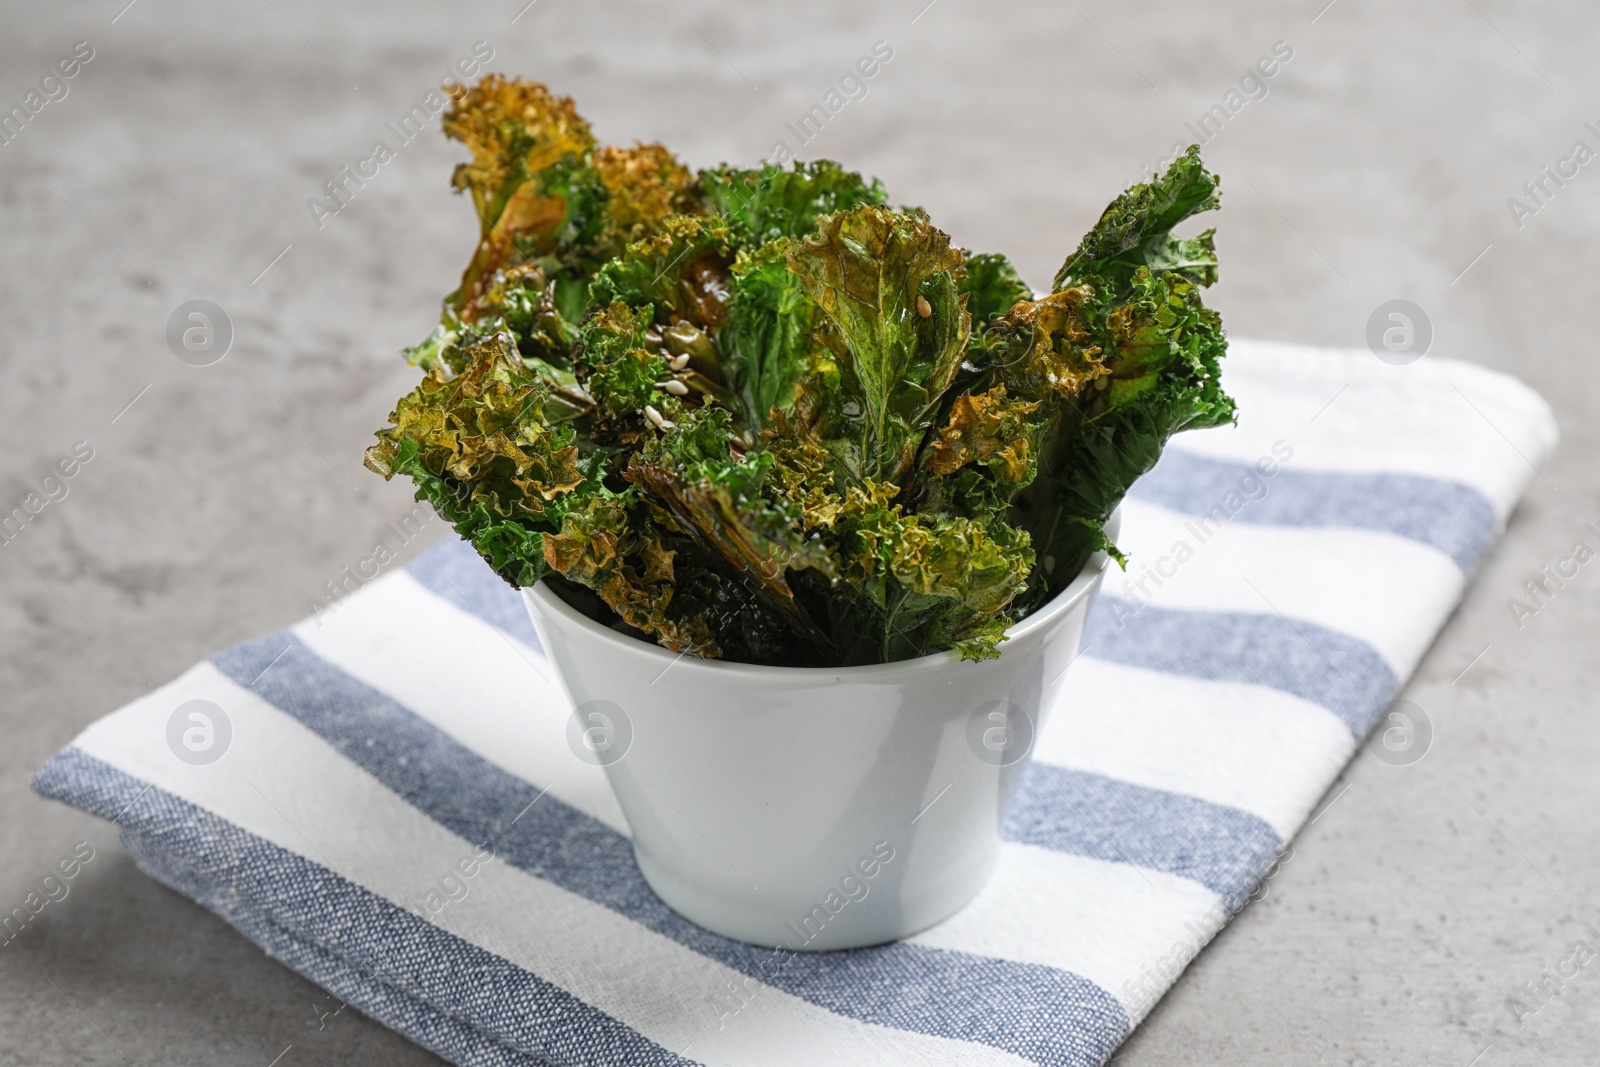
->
[[2, 1, 1595, 1063]]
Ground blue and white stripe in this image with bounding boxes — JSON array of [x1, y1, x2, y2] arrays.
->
[[32, 341, 1557, 1066]]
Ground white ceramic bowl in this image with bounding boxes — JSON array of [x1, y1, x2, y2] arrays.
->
[[522, 511, 1116, 951]]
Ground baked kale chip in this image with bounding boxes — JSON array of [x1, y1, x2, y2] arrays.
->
[[367, 77, 1232, 666]]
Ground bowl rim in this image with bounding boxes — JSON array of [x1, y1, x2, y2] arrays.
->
[[524, 508, 1120, 680]]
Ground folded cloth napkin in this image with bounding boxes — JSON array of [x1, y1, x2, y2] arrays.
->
[[33, 340, 1556, 1067]]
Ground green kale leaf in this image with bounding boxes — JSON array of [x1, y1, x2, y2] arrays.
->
[[364, 331, 599, 587], [699, 160, 886, 246], [785, 205, 969, 487], [1002, 146, 1233, 608]]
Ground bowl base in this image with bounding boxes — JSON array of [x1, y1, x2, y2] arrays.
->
[[631, 841, 998, 952]]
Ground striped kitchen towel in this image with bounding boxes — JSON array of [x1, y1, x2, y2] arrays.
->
[[33, 339, 1556, 1067]]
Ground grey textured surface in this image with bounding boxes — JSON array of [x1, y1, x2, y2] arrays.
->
[[1, 1, 1595, 1063]]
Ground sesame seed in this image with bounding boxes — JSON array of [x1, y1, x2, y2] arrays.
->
[[663, 379, 689, 396], [916, 295, 932, 318], [668, 353, 691, 371], [645, 405, 667, 429]]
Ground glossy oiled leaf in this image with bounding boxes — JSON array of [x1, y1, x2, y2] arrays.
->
[[785, 205, 969, 486], [589, 215, 736, 333], [1053, 144, 1221, 291], [699, 160, 886, 246], [958, 252, 1034, 334], [541, 489, 721, 656], [717, 238, 823, 433], [594, 142, 700, 249], [1004, 149, 1232, 610], [984, 286, 1111, 403], [923, 387, 1042, 483], [442, 77, 597, 322], [444, 76, 595, 237], [576, 301, 664, 421], [365, 331, 600, 587], [627, 408, 838, 657]]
